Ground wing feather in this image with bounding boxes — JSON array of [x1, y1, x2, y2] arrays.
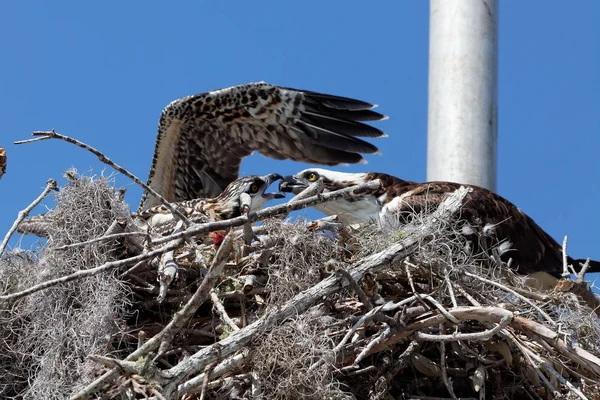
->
[[139, 82, 387, 211], [380, 177, 564, 276]]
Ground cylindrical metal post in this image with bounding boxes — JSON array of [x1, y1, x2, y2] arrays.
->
[[427, 0, 498, 191]]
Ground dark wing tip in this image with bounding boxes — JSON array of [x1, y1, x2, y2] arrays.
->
[[283, 87, 388, 162]]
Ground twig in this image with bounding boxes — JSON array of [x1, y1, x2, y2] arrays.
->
[[210, 289, 240, 332], [310, 305, 384, 371], [335, 268, 373, 311], [179, 350, 250, 395], [444, 268, 458, 308], [413, 314, 512, 342], [251, 371, 261, 399], [381, 340, 420, 382], [404, 260, 431, 312], [439, 324, 458, 400], [75, 185, 472, 399], [516, 339, 561, 398], [0, 238, 182, 302], [150, 179, 383, 246], [420, 294, 460, 324], [562, 236, 571, 278], [576, 258, 592, 284], [451, 282, 481, 306], [70, 233, 234, 400], [290, 177, 325, 202], [13, 136, 52, 145], [354, 322, 391, 365], [368, 306, 516, 355], [20, 130, 189, 225], [199, 362, 215, 400], [156, 232, 235, 356], [0, 178, 58, 257], [462, 271, 556, 325], [120, 260, 149, 278], [539, 360, 589, 400], [53, 231, 148, 251]]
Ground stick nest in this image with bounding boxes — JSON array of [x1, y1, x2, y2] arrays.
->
[[1, 172, 599, 400]]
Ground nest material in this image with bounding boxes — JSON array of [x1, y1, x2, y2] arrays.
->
[[1, 174, 599, 400]]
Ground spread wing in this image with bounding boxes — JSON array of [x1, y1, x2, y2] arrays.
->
[[381, 178, 564, 276], [139, 82, 387, 211]]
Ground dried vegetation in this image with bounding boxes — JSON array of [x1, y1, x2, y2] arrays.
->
[[1, 172, 599, 400]]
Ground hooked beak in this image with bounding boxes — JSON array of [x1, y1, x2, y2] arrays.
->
[[261, 173, 285, 199], [279, 175, 308, 194]]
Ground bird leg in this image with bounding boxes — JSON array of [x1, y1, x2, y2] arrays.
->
[[157, 221, 186, 302], [239, 193, 256, 254], [157, 250, 179, 303]]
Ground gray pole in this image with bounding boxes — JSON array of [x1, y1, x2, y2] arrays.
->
[[427, 0, 498, 191]]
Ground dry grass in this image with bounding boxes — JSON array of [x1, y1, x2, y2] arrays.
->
[[1, 172, 599, 399], [0, 172, 132, 399]]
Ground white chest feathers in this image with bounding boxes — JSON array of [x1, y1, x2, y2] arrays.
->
[[314, 196, 382, 225]]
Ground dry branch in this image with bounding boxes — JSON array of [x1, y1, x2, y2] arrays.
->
[[16, 129, 189, 224], [0, 178, 58, 256], [5, 167, 600, 399], [156, 186, 472, 396]]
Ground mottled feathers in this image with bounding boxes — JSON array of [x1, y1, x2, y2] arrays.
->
[[138, 82, 386, 211]]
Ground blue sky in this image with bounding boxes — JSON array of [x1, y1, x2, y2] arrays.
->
[[1, 2, 598, 281]]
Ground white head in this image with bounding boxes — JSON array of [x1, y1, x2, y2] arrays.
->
[[279, 168, 382, 225]]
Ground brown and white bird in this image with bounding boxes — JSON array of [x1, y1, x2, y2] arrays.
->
[[17, 83, 385, 239], [138, 82, 387, 212], [279, 168, 600, 284], [136, 173, 284, 239]]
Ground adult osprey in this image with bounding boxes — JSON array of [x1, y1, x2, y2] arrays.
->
[[138, 82, 387, 212], [279, 168, 600, 282]]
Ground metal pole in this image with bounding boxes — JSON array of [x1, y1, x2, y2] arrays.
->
[[427, 0, 498, 191]]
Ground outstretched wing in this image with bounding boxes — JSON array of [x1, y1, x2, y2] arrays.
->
[[139, 82, 387, 211]]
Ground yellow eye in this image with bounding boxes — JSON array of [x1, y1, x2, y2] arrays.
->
[[249, 183, 259, 193], [307, 172, 318, 182]]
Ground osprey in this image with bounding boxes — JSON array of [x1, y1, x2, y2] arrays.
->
[[137, 173, 284, 239], [17, 174, 283, 242], [138, 82, 387, 212], [279, 168, 600, 284]]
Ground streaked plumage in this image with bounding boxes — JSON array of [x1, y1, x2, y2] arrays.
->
[[137, 173, 284, 238], [138, 82, 386, 212], [15, 213, 55, 238], [280, 168, 600, 279]]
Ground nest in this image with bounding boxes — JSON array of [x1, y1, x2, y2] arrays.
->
[[1, 172, 600, 400]]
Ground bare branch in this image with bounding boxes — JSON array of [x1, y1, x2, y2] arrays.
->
[[210, 289, 240, 332], [0, 238, 182, 302], [21, 130, 189, 224], [150, 179, 383, 246], [0, 178, 58, 257], [462, 271, 556, 325]]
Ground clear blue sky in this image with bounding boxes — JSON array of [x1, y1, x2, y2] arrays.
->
[[1, 2, 598, 281]]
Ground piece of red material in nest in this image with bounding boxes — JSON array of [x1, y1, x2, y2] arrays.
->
[[209, 230, 227, 246]]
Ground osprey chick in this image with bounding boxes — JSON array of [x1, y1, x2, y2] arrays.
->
[[137, 173, 284, 238], [139, 82, 387, 212], [280, 168, 600, 284]]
